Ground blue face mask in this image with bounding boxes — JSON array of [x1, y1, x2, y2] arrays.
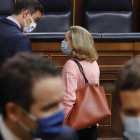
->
[[18, 110, 65, 139], [61, 41, 72, 55]]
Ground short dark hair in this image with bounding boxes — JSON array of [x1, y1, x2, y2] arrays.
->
[[13, 0, 44, 15], [115, 57, 140, 105], [0, 53, 60, 117]]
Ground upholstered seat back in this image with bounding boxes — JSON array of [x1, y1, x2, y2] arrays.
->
[[84, 0, 133, 33], [33, 0, 72, 32], [0, 0, 15, 16]]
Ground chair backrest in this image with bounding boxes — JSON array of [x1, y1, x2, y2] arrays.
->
[[84, 0, 133, 33], [33, 0, 72, 32], [0, 0, 15, 17]]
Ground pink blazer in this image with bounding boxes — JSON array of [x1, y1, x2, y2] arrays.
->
[[61, 59, 100, 119]]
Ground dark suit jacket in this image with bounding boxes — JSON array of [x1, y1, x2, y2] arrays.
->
[[0, 126, 78, 140], [53, 126, 79, 140], [0, 17, 31, 67], [123, 136, 129, 140]]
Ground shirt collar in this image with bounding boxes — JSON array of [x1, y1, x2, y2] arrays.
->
[[0, 117, 21, 140], [7, 16, 21, 29], [0, 116, 41, 140]]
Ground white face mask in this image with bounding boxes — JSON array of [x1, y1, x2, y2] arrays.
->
[[23, 14, 37, 33], [121, 114, 140, 140]]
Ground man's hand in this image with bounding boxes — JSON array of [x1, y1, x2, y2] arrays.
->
[[23, 33, 29, 36]]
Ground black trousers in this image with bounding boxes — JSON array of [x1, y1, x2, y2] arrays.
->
[[77, 125, 98, 140]]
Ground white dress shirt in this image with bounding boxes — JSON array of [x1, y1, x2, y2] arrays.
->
[[7, 16, 21, 29], [0, 117, 21, 140]]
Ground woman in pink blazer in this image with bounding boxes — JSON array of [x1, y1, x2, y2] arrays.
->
[[61, 26, 100, 140]]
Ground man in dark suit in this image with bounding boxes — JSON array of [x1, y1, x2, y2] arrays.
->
[[115, 57, 140, 140], [0, 53, 78, 140], [0, 0, 44, 67]]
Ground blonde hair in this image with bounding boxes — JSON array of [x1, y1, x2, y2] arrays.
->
[[69, 26, 98, 62]]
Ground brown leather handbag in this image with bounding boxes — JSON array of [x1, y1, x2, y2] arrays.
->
[[65, 60, 111, 130]]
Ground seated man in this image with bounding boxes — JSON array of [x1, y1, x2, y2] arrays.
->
[[0, 53, 78, 140], [0, 0, 44, 67], [115, 57, 140, 140]]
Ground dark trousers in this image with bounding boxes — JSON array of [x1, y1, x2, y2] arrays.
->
[[77, 125, 98, 140]]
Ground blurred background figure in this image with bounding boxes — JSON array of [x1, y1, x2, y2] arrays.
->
[[0, 0, 44, 67], [61, 26, 99, 140], [115, 57, 140, 140], [0, 53, 78, 140]]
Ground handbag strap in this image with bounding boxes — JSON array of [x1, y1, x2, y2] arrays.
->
[[72, 59, 89, 84]]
